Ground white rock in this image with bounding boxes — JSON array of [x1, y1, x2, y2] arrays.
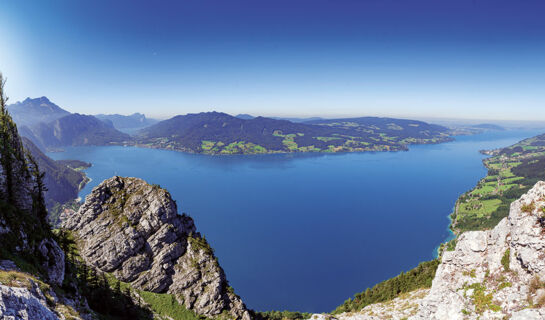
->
[[0, 282, 59, 320], [411, 181, 545, 319]]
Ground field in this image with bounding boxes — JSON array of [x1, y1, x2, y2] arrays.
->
[[450, 133, 545, 234]]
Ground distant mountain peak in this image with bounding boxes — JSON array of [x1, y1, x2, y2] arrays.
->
[[94, 112, 158, 130], [8, 97, 70, 128], [20, 96, 52, 104], [235, 113, 255, 120]]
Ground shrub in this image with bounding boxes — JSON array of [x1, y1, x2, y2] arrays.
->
[[501, 249, 510, 272], [521, 202, 536, 213]]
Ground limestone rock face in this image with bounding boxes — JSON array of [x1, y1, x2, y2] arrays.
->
[[0, 260, 90, 320], [0, 281, 59, 320], [63, 176, 250, 320], [411, 181, 545, 319], [37, 238, 65, 286]]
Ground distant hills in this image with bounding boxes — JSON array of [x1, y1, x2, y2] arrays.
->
[[470, 123, 505, 131], [8, 97, 134, 150], [95, 112, 158, 131], [235, 114, 324, 123], [446, 123, 506, 136], [136, 111, 452, 154]]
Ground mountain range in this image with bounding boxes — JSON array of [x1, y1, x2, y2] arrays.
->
[[22, 113, 131, 150], [8, 97, 137, 150], [8, 97, 458, 155], [9, 97, 454, 155]]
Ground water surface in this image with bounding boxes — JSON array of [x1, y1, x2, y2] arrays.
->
[[48, 130, 541, 312]]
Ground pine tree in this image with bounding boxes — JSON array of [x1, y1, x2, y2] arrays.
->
[[89, 267, 98, 289], [123, 286, 131, 299], [26, 150, 48, 224], [114, 279, 121, 297]]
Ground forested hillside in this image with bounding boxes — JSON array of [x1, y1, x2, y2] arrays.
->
[[136, 112, 452, 154], [21, 137, 89, 209]]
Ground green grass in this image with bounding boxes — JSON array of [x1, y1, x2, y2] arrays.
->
[[201, 140, 215, 151], [315, 136, 342, 142], [465, 282, 501, 314], [138, 291, 205, 320]]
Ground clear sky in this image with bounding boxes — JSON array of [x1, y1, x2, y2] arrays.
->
[[1, 0, 544, 120]]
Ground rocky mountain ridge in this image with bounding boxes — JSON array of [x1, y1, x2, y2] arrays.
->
[[22, 113, 131, 150], [62, 176, 251, 320]]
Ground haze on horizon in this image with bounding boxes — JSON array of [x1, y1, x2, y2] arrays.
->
[[1, 0, 544, 121]]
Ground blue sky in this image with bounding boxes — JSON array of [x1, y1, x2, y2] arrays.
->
[[1, 0, 544, 120]]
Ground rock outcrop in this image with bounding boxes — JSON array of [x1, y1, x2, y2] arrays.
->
[[0, 260, 89, 320], [410, 181, 545, 319], [37, 238, 65, 286], [63, 176, 250, 320], [0, 280, 60, 320]]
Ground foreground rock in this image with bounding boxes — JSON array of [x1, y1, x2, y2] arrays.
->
[[0, 260, 89, 320], [0, 281, 59, 320], [63, 176, 250, 320], [411, 181, 545, 319]]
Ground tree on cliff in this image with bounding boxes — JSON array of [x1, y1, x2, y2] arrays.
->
[[0, 72, 47, 221]]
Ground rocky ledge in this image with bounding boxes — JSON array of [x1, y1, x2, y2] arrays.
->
[[411, 181, 545, 319], [62, 176, 250, 320]]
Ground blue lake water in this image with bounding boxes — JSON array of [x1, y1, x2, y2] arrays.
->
[[48, 129, 542, 313]]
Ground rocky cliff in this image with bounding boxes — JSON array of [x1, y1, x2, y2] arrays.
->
[[62, 176, 250, 320], [411, 181, 545, 319]]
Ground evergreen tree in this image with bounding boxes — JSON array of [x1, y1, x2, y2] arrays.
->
[[89, 268, 98, 289], [26, 150, 48, 224]]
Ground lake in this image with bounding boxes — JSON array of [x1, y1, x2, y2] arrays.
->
[[48, 129, 542, 313]]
